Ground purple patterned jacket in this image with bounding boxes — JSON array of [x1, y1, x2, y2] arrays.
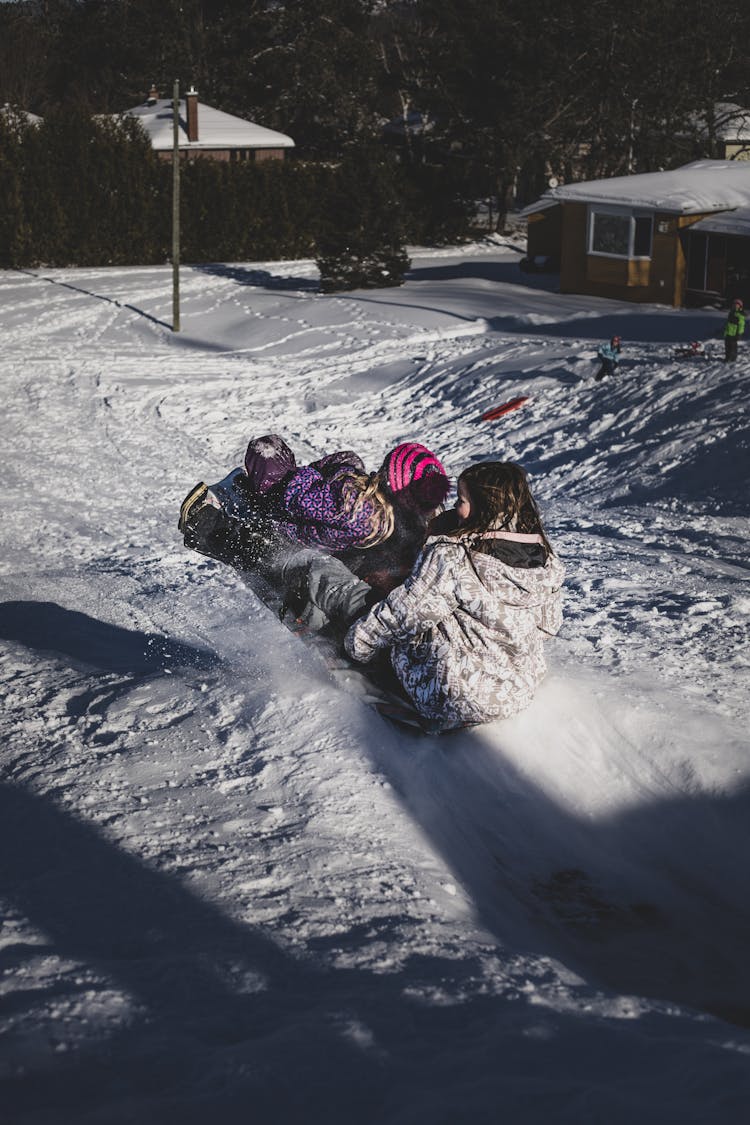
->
[[276, 452, 388, 551]]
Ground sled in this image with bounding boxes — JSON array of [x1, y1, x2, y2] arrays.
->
[[672, 341, 707, 359], [322, 652, 433, 733], [479, 395, 529, 422], [320, 648, 472, 735]]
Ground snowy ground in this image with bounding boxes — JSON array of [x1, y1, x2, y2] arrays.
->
[[1, 241, 749, 1124]]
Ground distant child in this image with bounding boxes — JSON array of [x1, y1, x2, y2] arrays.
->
[[724, 298, 745, 362], [595, 335, 622, 381], [345, 461, 565, 732]]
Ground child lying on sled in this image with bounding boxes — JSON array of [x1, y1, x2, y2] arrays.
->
[[179, 436, 450, 630]]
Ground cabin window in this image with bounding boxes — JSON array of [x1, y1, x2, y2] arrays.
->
[[591, 212, 630, 256], [588, 208, 653, 259], [633, 216, 653, 256]]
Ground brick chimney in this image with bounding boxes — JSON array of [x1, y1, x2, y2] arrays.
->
[[185, 87, 199, 143]]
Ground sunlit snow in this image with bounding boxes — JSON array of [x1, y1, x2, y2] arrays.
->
[[1, 240, 748, 1124]]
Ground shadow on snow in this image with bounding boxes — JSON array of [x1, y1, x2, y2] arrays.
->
[[2, 773, 749, 1125], [0, 601, 219, 678], [16, 269, 174, 331]]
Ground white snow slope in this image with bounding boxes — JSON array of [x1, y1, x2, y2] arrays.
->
[[1, 243, 749, 1125]]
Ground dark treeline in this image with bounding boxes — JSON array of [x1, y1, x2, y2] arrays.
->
[[1, 0, 749, 268], [0, 108, 470, 268]]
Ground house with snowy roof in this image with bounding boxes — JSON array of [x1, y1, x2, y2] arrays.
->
[[122, 86, 294, 163], [693, 102, 750, 162], [523, 160, 750, 307], [1, 104, 42, 127]]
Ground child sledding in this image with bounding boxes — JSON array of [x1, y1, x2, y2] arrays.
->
[[179, 438, 564, 733], [180, 437, 450, 626], [673, 340, 707, 359], [594, 335, 622, 381], [345, 461, 565, 732]]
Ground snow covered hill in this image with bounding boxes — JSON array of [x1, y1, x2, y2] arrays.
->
[[1, 243, 749, 1124]]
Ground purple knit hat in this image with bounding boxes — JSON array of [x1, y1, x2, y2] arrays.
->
[[244, 434, 296, 494], [381, 443, 449, 506]]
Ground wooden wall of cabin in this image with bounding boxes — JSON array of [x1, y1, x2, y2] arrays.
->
[[559, 203, 711, 306]]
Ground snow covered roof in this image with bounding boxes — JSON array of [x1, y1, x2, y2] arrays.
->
[[694, 101, 750, 142], [690, 206, 750, 237], [1, 103, 42, 125], [123, 94, 294, 152], [523, 160, 750, 216]]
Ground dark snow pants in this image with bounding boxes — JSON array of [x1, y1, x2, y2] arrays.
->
[[262, 547, 376, 632], [594, 358, 617, 381], [725, 335, 739, 362]]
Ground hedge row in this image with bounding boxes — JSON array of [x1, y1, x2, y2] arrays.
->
[[0, 110, 473, 269]]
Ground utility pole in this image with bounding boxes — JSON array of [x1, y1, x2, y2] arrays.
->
[[172, 79, 181, 332]]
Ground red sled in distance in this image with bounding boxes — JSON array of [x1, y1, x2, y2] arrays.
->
[[480, 395, 529, 422]]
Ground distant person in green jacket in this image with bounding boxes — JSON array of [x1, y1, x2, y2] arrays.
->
[[724, 298, 745, 362]]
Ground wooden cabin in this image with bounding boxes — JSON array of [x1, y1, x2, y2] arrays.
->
[[523, 161, 750, 307]]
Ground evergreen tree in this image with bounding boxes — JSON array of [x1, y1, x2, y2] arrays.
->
[[0, 1, 51, 112], [0, 110, 33, 266], [417, 0, 599, 221], [17, 107, 165, 266], [251, 0, 383, 157], [316, 146, 410, 292]]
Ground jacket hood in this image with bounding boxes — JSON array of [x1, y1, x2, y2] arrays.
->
[[429, 534, 565, 606]]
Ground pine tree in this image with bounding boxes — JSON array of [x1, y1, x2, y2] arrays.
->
[[316, 146, 410, 292], [252, 0, 382, 157], [0, 110, 33, 266]]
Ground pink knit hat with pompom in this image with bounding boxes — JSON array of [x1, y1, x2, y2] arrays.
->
[[381, 443, 449, 505]]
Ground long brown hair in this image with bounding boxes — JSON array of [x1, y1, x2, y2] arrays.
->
[[448, 461, 553, 558]]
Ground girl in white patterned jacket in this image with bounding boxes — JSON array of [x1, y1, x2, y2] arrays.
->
[[344, 462, 565, 732]]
